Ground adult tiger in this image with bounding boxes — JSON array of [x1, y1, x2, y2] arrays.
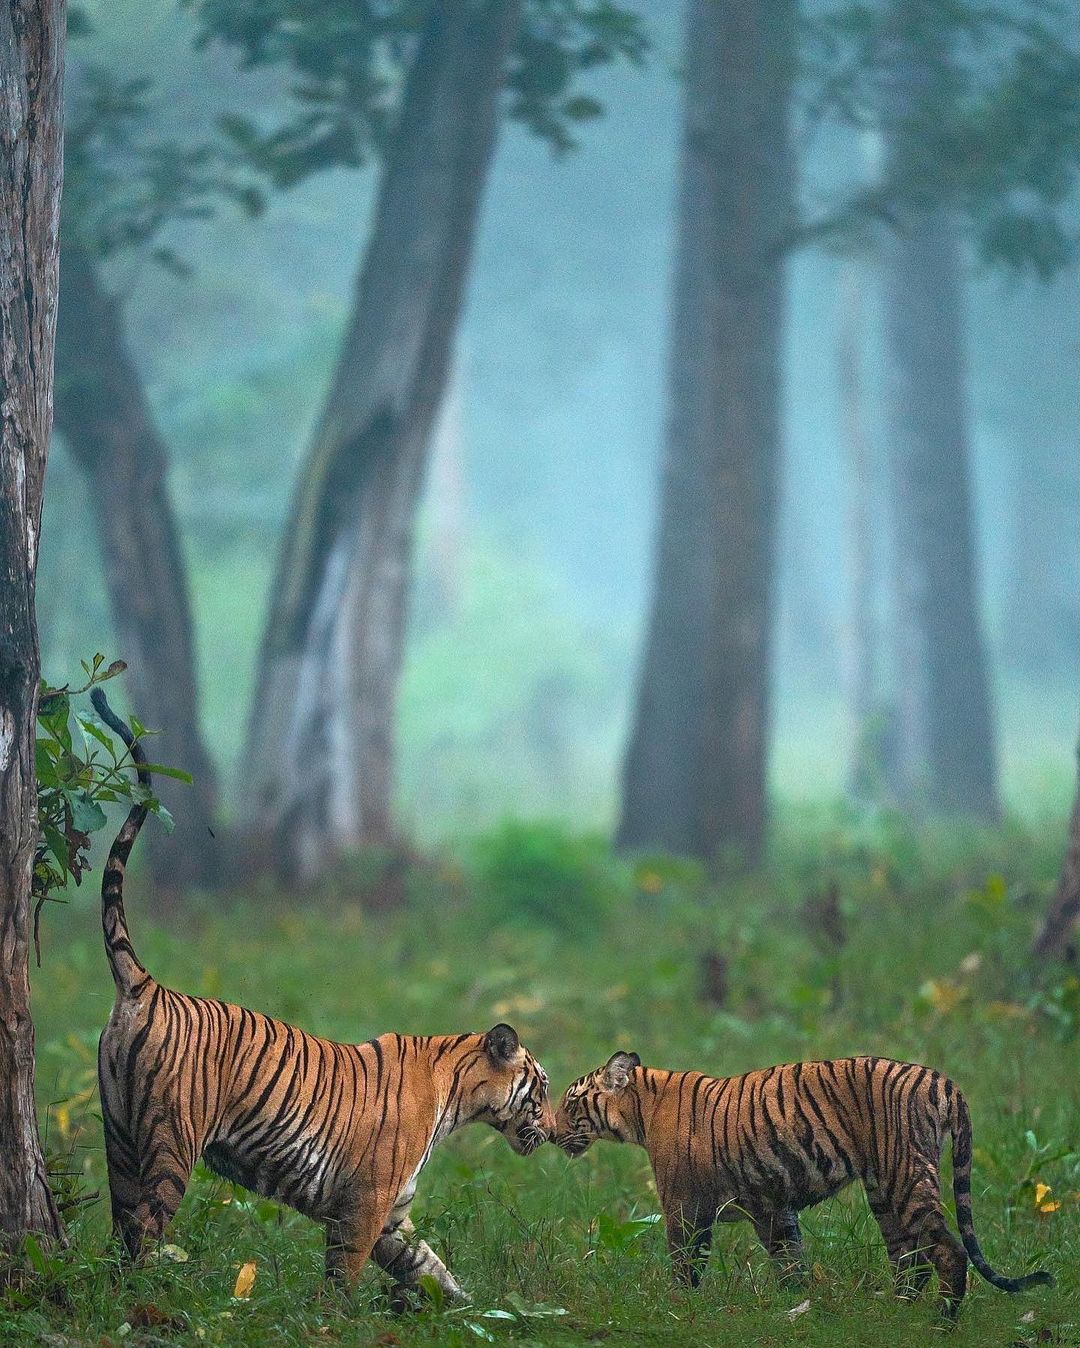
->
[[91, 690, 554, 1301], [555, 1052, 1052, 1317]]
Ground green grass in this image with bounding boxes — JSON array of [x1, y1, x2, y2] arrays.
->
[[11, 816, 1080, 1346]]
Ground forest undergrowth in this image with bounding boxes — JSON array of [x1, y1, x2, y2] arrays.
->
[[9, 809, 1079, 1346]]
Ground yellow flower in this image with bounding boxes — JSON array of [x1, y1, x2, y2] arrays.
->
[[1034, 1183, 1060, 1214], [919, 978, 963, 1015]]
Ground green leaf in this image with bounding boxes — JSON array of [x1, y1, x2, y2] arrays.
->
[[42, 825, 71, 871], [418, 1274, 445, 1313], [69, 793, 107, 835], [23, 1234, 49, 1277], [140, 764, 194, 783], [147, 800, 175, 835], [77, 716, 116, 755]]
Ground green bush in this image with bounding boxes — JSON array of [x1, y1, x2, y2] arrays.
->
[[470, 820, 622, 935]]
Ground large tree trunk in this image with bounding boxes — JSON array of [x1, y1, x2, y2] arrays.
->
[[616, 0, 795, 869], [54, 237, 218, 901], [879, 0, 999, 820], [0, 0, 65, 1243], [1033, 736, 1080, 961], [242, 0, 520, 882]]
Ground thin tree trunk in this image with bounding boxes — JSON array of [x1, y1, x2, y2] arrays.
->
[[0, 0, 65, 1243], [1033, 736, 1080, 961], [880, 0, 999, 819], [54, 237, 218, 900], [837, 259, 881, 799], [427, 363, 466, 616], [617, 0, 795, 869], [242, 0, 520, 882], [1005, 438, 1071, 677]]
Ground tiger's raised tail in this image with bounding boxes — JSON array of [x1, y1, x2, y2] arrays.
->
[[950, 1090, 1053, 1292], [91, 690, 153, 999]]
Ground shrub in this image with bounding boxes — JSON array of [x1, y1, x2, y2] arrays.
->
[[469, 820, 622, 935]]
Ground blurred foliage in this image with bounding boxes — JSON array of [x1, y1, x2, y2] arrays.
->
[[185, 0, 648, 187], [470, 819, 622, 935], [33, 657, 183, 961], [65, 5, 264, 273], [800, 0, 1080, 276]]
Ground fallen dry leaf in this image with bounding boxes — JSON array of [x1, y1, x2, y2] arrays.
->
[[232, 1261, 257, 1299], [129, 1303, 185, 1332], [786, 1298, 811, 1320]]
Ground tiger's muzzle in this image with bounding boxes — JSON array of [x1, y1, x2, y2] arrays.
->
[[555, 1132, 592, 1157], [514, 1122, 549, 1156]]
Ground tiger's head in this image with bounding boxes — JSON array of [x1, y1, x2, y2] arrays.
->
[[555, 1050, 642, 1156], [466, 1023, 554, 1156]]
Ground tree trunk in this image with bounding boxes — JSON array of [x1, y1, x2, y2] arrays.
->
[[879, 0, 999, 820], [617, 0, 795, 869], [1005, 438, 1075, 678], [837, 258, 883, 800], [54, 237, 219, 901], [1033, 737, 1080, 962], [242, 0, 520, 882], [0, 0, 65, 1243]]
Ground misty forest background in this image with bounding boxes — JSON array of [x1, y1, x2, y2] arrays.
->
[[41, 0, 1080, 899], [8, 0, 1080, 1341]]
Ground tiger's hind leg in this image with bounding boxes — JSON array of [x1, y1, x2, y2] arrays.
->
[[868, 1192, 932, 1300], [751, 1209, 805, 1288], [102, 1092, 194, 1261], [112, 1151, 194, 1261], [886, 1179, 968, 1319]]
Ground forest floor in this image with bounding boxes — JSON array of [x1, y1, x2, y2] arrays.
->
[[8, 809, 1080, 1346]]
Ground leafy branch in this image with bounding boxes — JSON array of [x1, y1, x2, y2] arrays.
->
[[33, 654, 191, 964]]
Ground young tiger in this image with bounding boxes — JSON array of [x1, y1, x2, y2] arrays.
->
[[556, 1052, 1052, 1317], [92, 691, 554, 1301]]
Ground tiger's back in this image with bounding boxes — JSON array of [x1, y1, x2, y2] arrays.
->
[[99, 987, 457, 1225], [651, 1056, 953, 1212]]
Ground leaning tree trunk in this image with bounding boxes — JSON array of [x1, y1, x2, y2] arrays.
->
[[54, 237, 218, 901], [242, 0, 520, 882], [617, 0, 795, 870], [879, 0, 999, 820], [0, 0, 65, 1243], [1033, 736, 1080, 961]]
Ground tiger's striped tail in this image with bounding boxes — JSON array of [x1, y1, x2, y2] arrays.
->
[[950, 1090, 1053, 1292], [91, 690, 152, 999]]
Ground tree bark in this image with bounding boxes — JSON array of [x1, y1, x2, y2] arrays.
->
[[1032, 737, 1080, 961], [241, 0, 520, 882], [0, 0, 65, 1242], [616, 0, 795, 869], [879, 0, 999, 820], [54, 237, 219, 900]]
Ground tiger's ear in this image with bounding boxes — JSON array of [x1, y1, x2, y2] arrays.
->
[[600, 1050, 641, 1091], [484, 1023, 520, 1064]]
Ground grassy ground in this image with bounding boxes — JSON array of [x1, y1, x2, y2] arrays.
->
[[9, 811, 1080, 1346]]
